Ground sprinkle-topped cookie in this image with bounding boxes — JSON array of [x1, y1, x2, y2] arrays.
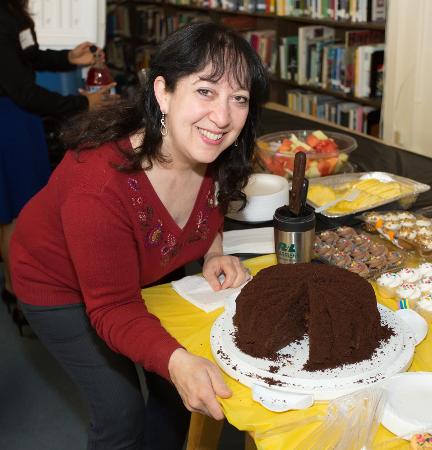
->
[[410, 433, 432, 449]]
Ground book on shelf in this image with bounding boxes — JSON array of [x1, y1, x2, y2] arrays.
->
[[220, 15, 257, 30], [107, 3, 131, 38], [343, 29, 385, 94], [368, 0, 386, 22], [166, 12, 210, 34], [243, 29, 277, 74], [285, 88, 381, 136], [135, 5, 166, 44], [273, 0, 385, 21], [279, 36, 298, 81], [298, 26, 335, 85], [134, 44, 158, 71], [106, 38, 131, 71], [369, 48, 384, 97], [354, 43, 385, 97]]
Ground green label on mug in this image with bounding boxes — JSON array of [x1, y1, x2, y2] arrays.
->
[[278, 242, 296, 259]]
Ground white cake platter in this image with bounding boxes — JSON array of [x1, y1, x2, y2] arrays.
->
[[210, 299, 416, 403]]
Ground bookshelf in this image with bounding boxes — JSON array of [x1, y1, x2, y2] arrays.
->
[[105, 0, 387, 136]]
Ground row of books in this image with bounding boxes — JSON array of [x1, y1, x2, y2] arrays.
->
[[165, 14, 277, 73], [134, 5, 167, 44], [106, 38, 134, 70], [166, 12, 210, 35], [243, 30, 277, 73], [280, 26, 385, 98], [275, 0, 386, 21], [165, 0, 386, 20], [107, 3, 131, 37], [107, 4, 166, 43], [286, 88, 380, 135]]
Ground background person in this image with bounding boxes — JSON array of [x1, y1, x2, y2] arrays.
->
[[0, 0, 115, 315], [10, 22, 269, 449]]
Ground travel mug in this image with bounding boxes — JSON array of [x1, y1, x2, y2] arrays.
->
[[273, 205, 316, 264]]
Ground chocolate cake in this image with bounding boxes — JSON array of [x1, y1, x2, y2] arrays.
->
[[233, 263, 393, 371]]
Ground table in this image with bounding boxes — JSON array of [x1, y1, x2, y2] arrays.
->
[[142, 253, 432, 450], [142, 104, 432, 449]]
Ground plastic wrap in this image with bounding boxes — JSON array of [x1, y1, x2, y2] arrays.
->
[[293, 387, 387, 450]]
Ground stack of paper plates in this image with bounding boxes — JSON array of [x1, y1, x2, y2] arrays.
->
[[226, 173, 289, 223]]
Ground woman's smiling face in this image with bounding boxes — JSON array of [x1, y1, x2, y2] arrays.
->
[[154, 64, 250, 167]]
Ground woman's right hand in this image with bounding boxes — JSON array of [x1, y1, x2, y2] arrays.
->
[[78, 83, 119, 111], [168, 348, 232, 420]]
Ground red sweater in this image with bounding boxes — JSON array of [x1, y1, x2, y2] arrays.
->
[[10, 141, 224, 380]]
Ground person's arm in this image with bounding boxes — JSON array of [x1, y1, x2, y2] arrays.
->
[[26, 47, 76, 72], [28, 41, 98, 72], [202, 232, 251, 291], [0, 22, 88, 116]]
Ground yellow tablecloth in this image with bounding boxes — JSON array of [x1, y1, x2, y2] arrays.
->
[[142, 254, 432, 450]]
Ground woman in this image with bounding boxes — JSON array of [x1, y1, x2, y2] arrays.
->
[[0, 0, 114, 312], [10, 22, 269, 449]]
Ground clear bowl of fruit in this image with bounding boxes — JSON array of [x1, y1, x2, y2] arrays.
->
[[255, 130, 358, 178]]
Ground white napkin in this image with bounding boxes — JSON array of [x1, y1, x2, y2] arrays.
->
[[223, 227, 275, 255], [172, 275, 248, 313]]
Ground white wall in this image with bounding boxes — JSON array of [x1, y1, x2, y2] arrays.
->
[[29, 0, 106, 49], [382, 0, 432, 158]]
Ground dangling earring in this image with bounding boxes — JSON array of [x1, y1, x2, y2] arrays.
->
[[234, 139, 239, 147], [160, 112, 168, 137]]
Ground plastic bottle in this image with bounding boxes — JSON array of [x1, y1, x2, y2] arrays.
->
[[85, 48, 115, 94]]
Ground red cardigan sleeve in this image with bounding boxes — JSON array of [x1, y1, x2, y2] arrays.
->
[[60, 191, 182, 380]]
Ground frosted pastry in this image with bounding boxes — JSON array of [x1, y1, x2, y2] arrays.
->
[[396, 283, 421, 308], [348, 261, 370, 278], [376, 272, 402, 298], [418, 276, 432, 295], [397, 212, 415, 220], [363, 212, 382, 224], [417, 227, 432, 237], [416, 236, 432, 251], [398, 268, 421, 283], [383, 212, 400, 221], [400, 220, 415, 228], [369, 244, 387, 257], [383, 221, 400, 231], [417, 262, 432, 277], [415, 295, 432, 323], [398, 227, 417, 241], [416, 218, 432, 227], [410, 432, 432, 449]]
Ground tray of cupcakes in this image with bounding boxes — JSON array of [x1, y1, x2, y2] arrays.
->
[[313, 226, 405, 279], [375, 263, 432, 324], [360, 211, 432, 257]]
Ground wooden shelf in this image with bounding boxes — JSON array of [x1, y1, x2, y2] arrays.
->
[[271, 77, 382, 108], [164, 3, 385, 30], [106, 0, 386, 137]]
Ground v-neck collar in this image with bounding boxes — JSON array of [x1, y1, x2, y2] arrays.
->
[[139, 167, 210, 234]]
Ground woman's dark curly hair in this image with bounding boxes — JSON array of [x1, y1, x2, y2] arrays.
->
[[62, 22, 270, 212], [6, 0, 34, 27]]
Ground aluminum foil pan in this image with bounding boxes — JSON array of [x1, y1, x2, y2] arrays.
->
[[307, 172, 430, 218]]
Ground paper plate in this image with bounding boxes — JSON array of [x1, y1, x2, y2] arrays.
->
[[226, 173, 289, 223], [381, 372, 432, 438], [394, 309, 428, 345]]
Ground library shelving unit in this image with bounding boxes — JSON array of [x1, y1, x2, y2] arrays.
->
[[105, 0, 387, 136]]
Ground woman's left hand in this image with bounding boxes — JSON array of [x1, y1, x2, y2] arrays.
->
[[203, 254, 250, 291], [68, 42, 102, 66]]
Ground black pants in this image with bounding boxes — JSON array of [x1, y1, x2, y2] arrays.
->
[[20, 301, 190, 450]]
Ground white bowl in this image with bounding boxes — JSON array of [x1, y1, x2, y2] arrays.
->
[[226, 173, 289, 223]]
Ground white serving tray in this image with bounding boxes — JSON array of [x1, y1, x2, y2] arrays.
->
[[211, 299, 416, 406], [307, 172, 430, 218]]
